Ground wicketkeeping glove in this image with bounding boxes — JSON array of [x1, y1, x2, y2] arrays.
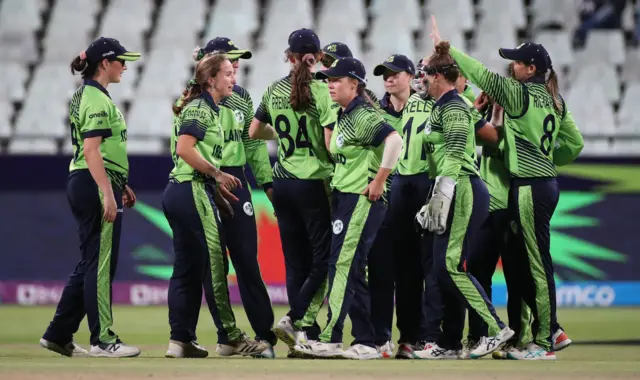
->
[[415, 205, 431, 232], [426, 176, 455, 235]]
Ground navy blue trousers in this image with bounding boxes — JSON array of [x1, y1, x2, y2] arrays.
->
[[202, 167, 276, 345], [272, 178, 331, 339], [43, 170, 122, 346], [320, 192, 386, 347], [431, 176, 504, 351]]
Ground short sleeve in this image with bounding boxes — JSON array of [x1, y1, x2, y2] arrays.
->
[[470, 106, 488, 132], [254, 85, 273, 124], [179, 102, 213, 141], [79, 97, 112, 139], [356, 111, 394, 147]]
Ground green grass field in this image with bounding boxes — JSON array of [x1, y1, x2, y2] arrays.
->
[[1, 306, 639, 380]]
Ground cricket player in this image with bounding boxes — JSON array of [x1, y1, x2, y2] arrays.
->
[[40, 37, 141, 358], [295, 57, 403, 360], [414, 40, 514, 360], [249, 28, 334, 354], [163, 53, 267, 359], [445, 23, 583, 358], [193, 37, 277, 358], [368, 54, 420, 358]]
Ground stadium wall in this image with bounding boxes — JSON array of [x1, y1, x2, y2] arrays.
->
[[1, 156, 639, 307]]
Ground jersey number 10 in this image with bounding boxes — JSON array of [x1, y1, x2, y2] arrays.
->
[[275, 114, 314, 158]]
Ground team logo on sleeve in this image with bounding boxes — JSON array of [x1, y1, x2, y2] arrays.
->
[[234, 109, 244, 124], [332, 219, 344, 234], [424, 122, 432, 135], [243, 202, 254, 216], [336, 133, 344, 149]]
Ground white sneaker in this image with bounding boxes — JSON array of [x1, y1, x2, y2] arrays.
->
[[343, 344, 382, 360], [552, 328, 572, 352], [376, 341, 394, 358], [461, 339, 480, 359], [89, 342, 141, 358], [469, 327, 515, 359], [414, 343, 461, 360], [250, 342, 276, 359], [165, 340, 208, 358], [40, 338, 88, 357], [299, 341, 344, 359], [215, 334, 269, 357], [507, 343, 557, 360], [395, 343, 419, 359], [274, 316, 308, 349]]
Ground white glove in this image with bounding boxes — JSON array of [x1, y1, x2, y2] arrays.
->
[[426, 176, 456, 235], [415, 205, 431, 231]]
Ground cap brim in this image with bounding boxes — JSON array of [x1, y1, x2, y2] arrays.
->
[[116, 51, 141, 61], [373, 63, 404, 76], [227, 50, 252, 60], [315, 69, 340, 80], [498, 48, 524, 61], [323, 52, 339, 60]]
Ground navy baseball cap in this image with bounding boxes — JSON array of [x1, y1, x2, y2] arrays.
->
[[315, 57, 366, 84], [202, 37, 252, 60], [499, 42, 552, 73], [322, 42, 353, 60], [84, 37, 140, 63], [287, 28, 321, 54], [373, 54, 416, 76]]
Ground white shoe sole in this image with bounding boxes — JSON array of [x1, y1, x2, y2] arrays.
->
[[165, 342, 208, 358], [89, 348, 141, 358]]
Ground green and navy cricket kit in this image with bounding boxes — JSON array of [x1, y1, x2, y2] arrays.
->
[[164, 92, 242, 344], [254, 74, 334, 336], [450, 43, 584, 350], [368, 91, 404, 345], [208, 85, 276, 345], [44, 79, 131, 346], [423, 89, 505, 350], [320, 95, 395, 347]]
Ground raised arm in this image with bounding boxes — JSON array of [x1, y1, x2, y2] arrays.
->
[[449, 46, 527, 118]]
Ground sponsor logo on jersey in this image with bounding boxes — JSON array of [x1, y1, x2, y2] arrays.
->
[[243, 202, 254, 216], [332, 219, 344, 234], [234, 109, 244, 124], [89, 111, 108, 119]]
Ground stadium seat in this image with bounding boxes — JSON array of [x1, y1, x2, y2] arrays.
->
[[0, 101, 11, 138], [127, 138, 166, 155], [98, 0, 152, 53], [580, 139, 611, 156], [535, 30, 574, 68], [0, 63, 28, 102], [317, 0, 367, 34], [426, 0, 475, 32], [369, 0, 421, 31], [419, 14, 466, 53], [0, 0, 42, 64], [530, 0, 581, 31], [575, 30, 626, 66], [127, 98, 175, 138], [621, 48, 640, 83], [152, 0, 207, 49], [566, 81, 616, 136], [569, 62, 620, 103], [617, 83, 640, 134], [8, 138, 58, 154], [478, 0, 527, 30]]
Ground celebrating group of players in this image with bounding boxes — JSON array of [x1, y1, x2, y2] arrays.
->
[[39, 14, 583, 361]]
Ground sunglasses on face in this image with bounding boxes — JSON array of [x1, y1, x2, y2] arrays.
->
[[321, 56, 335, 68]]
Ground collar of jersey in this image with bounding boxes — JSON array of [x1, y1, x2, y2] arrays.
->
[[83, 79, 111, 98], [434, 88, 458, 107], [379, 92, 404, 118], [199, 91, 219, 112], [524, 75, 545, 84], [342, 95, 367, 115]]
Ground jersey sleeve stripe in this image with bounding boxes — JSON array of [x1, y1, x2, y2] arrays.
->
[[82, 129, 112, 139], [371, 123, 395, 147], [179, 120, 207, 141]]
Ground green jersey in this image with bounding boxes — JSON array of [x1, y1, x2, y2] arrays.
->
[[219, 85, 273, 187], [68, 80, 128, 188], [169, 93, 224, 183], [450, 46, 583, 178], [329, 96, 395, 198], [423, 90, 479, 180], [255, 76, 335, 180], [398, 93, 434, 176], [378, 92, 406, 133]]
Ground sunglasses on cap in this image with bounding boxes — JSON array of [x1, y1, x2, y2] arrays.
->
[[321, 55, 335, 68], [420, 63, 459, 76]]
